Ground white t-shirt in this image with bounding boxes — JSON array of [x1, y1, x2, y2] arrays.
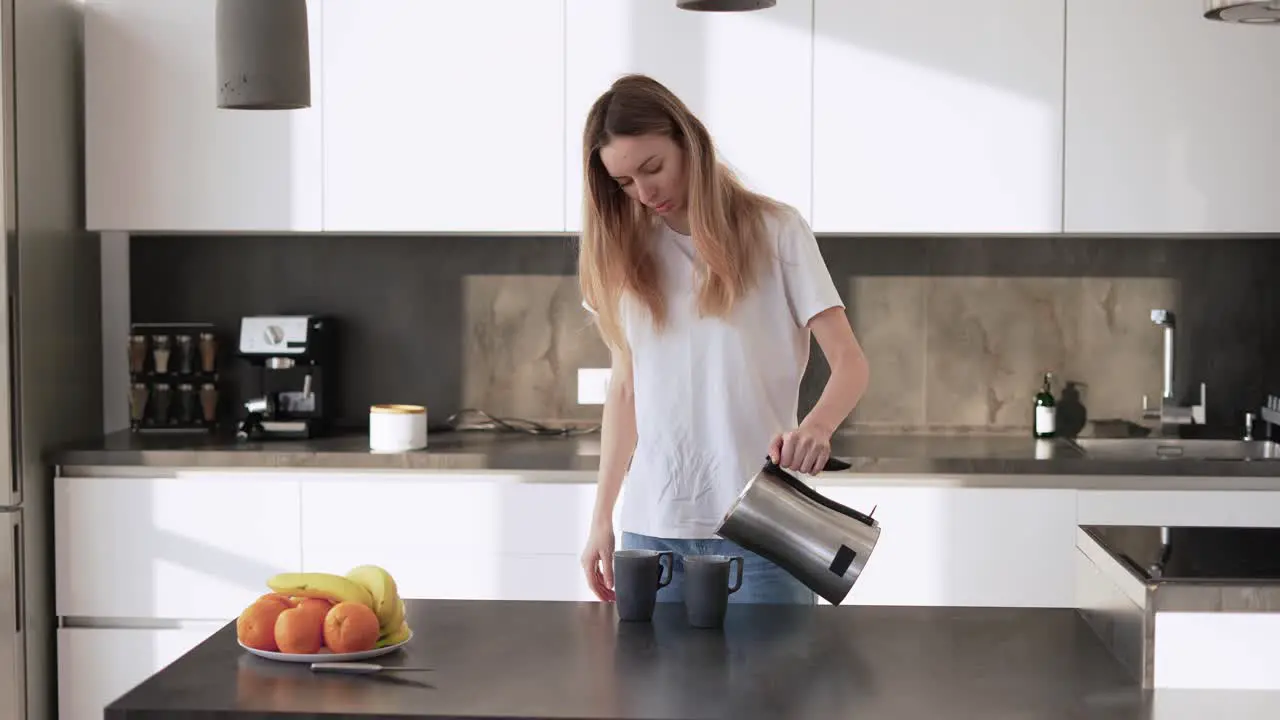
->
[[591, 203, 844, 540]]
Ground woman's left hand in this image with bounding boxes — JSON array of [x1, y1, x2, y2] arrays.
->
[[769, 424, 833, 475]]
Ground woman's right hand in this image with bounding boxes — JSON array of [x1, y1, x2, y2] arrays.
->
[[581, 521, 617, 602]]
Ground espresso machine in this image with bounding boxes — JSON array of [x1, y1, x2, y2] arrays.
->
[[235, 315, 335, 440]]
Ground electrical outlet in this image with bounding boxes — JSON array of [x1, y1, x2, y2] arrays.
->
[[577, 368, 612, 405]]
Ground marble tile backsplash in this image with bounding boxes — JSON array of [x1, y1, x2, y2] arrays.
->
[[462, 275, 608, 424], [130, 233, 1280, 434], [848, 276, 1176, 432], [460, 273, 1177, 432]]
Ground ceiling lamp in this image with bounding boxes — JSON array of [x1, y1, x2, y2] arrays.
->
[[677, 0, 777, 10], [215, 0, 312, 109], [1204, 1, 1280, 24]]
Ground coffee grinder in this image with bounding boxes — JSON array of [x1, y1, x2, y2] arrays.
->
[[235, 315, 335, 440]]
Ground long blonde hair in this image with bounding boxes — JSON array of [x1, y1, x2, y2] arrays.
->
[[578, 74, 779, 353]]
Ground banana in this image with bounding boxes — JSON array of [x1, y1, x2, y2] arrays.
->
[[345, 565, 401, 629], [383, 596, 405, 632], [377, 620, 411, 648], [266, 572, 374, 610]]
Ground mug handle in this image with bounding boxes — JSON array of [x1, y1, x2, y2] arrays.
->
[[726, 556, 744, 595], [656, 551, 674, 588]]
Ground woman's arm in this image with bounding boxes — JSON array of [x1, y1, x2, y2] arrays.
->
[[802, 306, 870, 437], [771, 306, 870, 474], [581, 341, 638, 601], [592, 343, 638, 526]]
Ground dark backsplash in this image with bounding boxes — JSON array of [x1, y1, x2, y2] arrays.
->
[[131, 233, 1280, 435]]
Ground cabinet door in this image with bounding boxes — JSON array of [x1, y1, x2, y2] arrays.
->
[[83, 0, 323, 232], [564, 0, 813, 230], [812, 0, 1064, 233], [1064, 0, 1280, 233], [817, 486, 1077, 607], [54, 475, 303, 620], [300, 476, 597, 601], [57, 626, 219, 720], [322, 0, 565, 232]]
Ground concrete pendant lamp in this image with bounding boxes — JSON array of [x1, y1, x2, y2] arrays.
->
[[1204, 1, 1280, 23], [216, 0, 311, 109], [677, 0, 776, 10]]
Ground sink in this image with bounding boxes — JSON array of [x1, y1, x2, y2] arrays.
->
[[1073, 438, 1280, 461]]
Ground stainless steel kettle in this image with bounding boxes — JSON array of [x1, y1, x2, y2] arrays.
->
[[714, 457, 880, 605]]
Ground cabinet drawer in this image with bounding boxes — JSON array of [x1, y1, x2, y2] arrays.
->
[[57, 626, 219, 720], [817, 485, 1076, 607], [393, 553, 594, 602], [55, 475, 303, 619], [300, 477, 597, 567], [1078, 490, 1280, 527]]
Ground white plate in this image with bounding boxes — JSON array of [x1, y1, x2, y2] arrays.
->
[[239, 630, 413, 663]]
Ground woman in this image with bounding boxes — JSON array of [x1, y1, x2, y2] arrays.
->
[[578, 74, 870, 605]]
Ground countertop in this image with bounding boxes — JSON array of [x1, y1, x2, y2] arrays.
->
[[51, 428, 1280, 488], [102, 598, 1209, 720]]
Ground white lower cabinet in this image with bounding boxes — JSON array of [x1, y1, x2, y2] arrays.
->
[[54, 474, 304, 619], [52, 468, 1280, 720], [52, 473, 304, 720], [57, 625, 221, 720], [299, 476, 598, 601], [816, 486, 1079, 608]]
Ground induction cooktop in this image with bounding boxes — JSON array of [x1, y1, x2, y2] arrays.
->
[[1081, 525, 1280, 582]]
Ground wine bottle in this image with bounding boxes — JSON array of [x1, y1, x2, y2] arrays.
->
[[1034, 372, 1056, 439]]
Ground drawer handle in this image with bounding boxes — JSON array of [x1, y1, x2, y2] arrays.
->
[[12, 520, 20, 633]]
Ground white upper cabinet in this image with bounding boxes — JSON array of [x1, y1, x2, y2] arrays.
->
[[812, 0, 1065, 234], [83, 0, 323, 232], [322, 0, 566, 233], [564, 0, 814, 231], [1064, 0, 1280, 234], [87, 0, 1280, 236]]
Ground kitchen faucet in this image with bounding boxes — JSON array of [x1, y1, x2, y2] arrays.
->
[[1141, 309, 1206, 434]]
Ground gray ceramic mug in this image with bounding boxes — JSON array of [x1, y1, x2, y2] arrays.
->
[[613, 549, 673, 621], [683, 554, 744, 629]]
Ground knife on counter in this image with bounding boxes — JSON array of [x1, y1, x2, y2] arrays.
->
[[310, 662, 434, 675]]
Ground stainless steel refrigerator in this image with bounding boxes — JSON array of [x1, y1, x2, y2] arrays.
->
[[2, 1, 108, 720], [0, 0, 21, 712], [0, 2, 23, 709]]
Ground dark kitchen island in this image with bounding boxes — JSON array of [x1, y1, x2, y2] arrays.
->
[[104, 598, 1226, 720]]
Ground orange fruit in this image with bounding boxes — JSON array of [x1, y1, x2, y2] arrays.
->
[[323, 602, 380, 653], [237, 598, 289, 651], [295, 597, 333, 620], [252, 593, 294, 609], [274, 605, 325, 654]]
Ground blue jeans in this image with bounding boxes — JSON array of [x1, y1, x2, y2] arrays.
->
[[620, 531, 815, 605]]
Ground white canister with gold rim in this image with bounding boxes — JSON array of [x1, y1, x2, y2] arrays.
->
[[368, 404, 428, 452]]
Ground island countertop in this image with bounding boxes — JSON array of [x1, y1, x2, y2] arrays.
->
[[101, 598, 1243, 720], [50, 428, 1280, 488]]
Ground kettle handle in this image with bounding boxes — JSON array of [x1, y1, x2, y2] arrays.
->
[[766, 456, 852, 473], [762, 458, 876, 527], [824, 457, 852, 472]]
